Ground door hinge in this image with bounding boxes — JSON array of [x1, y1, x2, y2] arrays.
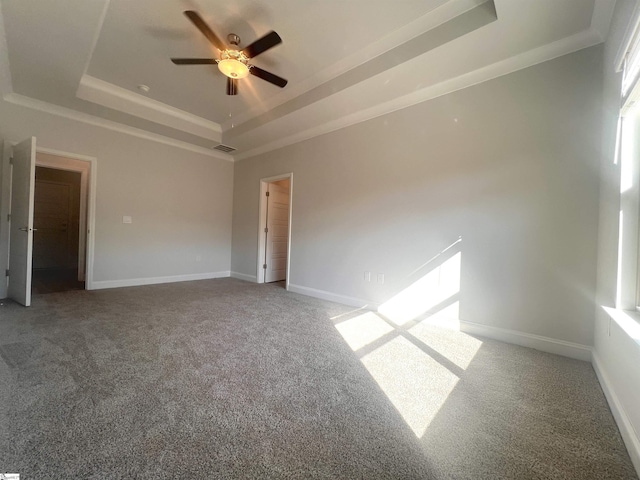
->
[[9, 156, 13, 165], [5, 269, 8, 277], [263, 264, 267, 269], [6, 214, 10, 222], [264, 227, 268, 233], [265, 191, 270, 197]]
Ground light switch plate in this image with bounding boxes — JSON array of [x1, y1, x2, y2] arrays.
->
[[122, 216, 132, 224]]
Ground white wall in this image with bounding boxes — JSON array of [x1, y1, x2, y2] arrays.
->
[[0, 98, 233, 295], [232, 46, 603, 348], [593, 0, 640, 473]]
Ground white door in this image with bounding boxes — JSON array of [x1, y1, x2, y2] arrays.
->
[[264, 183, 290, 283], [8, 137, 37, 306]]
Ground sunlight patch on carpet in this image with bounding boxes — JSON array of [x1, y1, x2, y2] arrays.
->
[[335, 312, 394, 351], [408, 321, 482, 370], [361, 336, 459, 437]]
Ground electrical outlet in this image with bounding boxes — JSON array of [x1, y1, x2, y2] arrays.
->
[[364, 271, 371, 282], [377, 273, 384, 284], [196, 255, 202, 262], [122, 216, 132, 224]]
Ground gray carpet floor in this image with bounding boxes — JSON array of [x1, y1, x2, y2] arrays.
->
[[0, 278, 637, 479]]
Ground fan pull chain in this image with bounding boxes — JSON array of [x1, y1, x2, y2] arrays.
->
[[228, 96, 235, 128]]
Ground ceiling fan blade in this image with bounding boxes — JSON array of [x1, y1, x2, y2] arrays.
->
[[242, 31, 282, 58], [171, 58, 217, 65], [184, 10, 226, 51], [249, 66, 288, 88], [227, 78, 238, 96]]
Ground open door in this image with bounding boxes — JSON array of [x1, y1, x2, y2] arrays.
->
[[264, 181, 290, 283], [8, 137, 36, 306]]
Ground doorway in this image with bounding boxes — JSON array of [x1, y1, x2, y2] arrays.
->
[[5, 139, 96, 306], [31, 166, 84, 293], [32, 150, 92, 294], [257, 173, 293, 288]]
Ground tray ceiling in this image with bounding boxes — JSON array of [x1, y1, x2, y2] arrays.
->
[[0, 0, 610, 159]]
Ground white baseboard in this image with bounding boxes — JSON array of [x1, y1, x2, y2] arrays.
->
[[90, 270, 230, 290], [592, 352, 640, 475], [230, 271, 257, 283], [460, 320, 593, 362], [288, 283, 378, 309]]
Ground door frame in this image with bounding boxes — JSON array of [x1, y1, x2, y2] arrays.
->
[[0, 141, 10, 298], [35, 147, 97, 290], [256, 173, 293, 289]]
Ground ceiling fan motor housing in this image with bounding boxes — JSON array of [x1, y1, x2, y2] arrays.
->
[[171, 11, 288, 93]]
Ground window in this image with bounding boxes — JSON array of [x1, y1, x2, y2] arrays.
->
[[616, 109, 640, 310], [622, 31, 640, 98], [617, 10, 640, 311]]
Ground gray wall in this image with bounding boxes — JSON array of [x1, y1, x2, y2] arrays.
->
[[0, 98, 233, 295], [232, 46, 603, 347], [594, 0, 640, 472]]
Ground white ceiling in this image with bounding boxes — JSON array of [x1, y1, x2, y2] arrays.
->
[[0, 0, 612, 160]]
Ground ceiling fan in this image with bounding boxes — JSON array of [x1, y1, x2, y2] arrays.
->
[[171, 11, 287, 95]]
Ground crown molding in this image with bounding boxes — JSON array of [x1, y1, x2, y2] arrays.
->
[[2, 92, 233, 161], [73, 0, 224, 143], [225, 0, 497, 143], [77, 75, 222, 142], [0, 0, 608, 164], [222, 0, 490, 131], [235, 27, 603, 161]]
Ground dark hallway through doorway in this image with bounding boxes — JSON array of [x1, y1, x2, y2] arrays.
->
[[32, 166, 84, 294]]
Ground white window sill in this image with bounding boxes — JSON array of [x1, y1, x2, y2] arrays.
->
[[602, 306, 640, 346]]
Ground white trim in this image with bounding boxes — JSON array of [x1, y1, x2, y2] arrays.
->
[[615, 111, 640, 308], [602, 307, 640, 346], [2, 93, 233, 162], [35, 149, 93, 283], [459, 320, 593, 361], [230, 271, 257, 283], [257, 173, 293, 288], [615, 0, 640, 73], [86, 154, 97, 290], [259, 173, 295, 183], [288, 283, 379, 309], [592, 352, 640, 475], [257, 181, 268, 284], [221, 0, 489, 130], [91, 270, 230, 290], [36, 147, 97, 164], [33, 147, 97, 289], [622, 88, 640, 117], [77, 75, 223, 142], [235, 28, 603, 161], [0, 142, 11, 298]]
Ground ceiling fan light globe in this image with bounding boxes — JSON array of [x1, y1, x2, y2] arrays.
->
[[218, 59, 249, 79]]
